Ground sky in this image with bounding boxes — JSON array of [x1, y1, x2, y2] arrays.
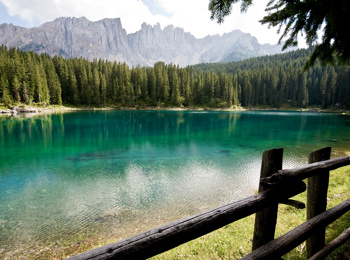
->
[[0, 0, 308, 48]]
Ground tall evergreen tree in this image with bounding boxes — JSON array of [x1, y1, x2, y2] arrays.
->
[[1, 75, 12, 105], [68, 66, 79, 105], [320, 70, 329, 108], [147, 68, 156, 106], [100, 73, 107, 107], [92, 66, 101, 105], [170, 65, 181, 106], [11, 75, 21, 103], [336, 67, 350, 107], [163, 67, 170, 105], [296, 70, 308, 108], [325, 67, 337, 107], [78, 61, 91, 105]]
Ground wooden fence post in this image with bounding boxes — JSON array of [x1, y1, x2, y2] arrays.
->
[[252, 148, 283, 250], [307, 147, 331, 259]]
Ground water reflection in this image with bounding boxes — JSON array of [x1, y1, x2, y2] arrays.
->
[[0, 110, 350, 258]]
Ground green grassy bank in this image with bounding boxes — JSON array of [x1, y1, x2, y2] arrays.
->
[[150, 166, 350, 260], [1, 103, 349, 259]]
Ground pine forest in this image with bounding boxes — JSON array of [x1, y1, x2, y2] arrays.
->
[[1, 46, 350, 109]]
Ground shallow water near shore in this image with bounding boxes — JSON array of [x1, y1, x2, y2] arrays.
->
[[0, 110, 350, 258]]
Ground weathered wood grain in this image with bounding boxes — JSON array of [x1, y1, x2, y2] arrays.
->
[[280, 199, 305, 209], [261, 156, 350, 188], [309, 227, 350, 260], [307, 147, 331, 258], [252, 148, 283, 250], [240, 198, 350, 260]]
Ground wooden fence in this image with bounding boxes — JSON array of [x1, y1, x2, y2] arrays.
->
[[67, 147, 350, 260]]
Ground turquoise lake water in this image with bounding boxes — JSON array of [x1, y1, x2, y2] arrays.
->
[[0, 110, 350, 257]]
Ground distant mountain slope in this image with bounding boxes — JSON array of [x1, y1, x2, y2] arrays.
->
[[0, 17, 287, 67]]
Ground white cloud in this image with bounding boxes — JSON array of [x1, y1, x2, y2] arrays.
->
[[0, 0, 307, 48], [1, 0, 157, 32]]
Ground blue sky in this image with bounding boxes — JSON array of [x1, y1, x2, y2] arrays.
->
[[0, 2, 30, 27], [0, 0, 307, 48], [141, 0, 172, 18]]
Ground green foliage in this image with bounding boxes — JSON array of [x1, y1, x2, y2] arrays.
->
[[209, 0, 350, 69], [209, 0, 253, 23], [1, 76, 12, 106], [1, 45, 350, 109], [193, 49, 350, 108]]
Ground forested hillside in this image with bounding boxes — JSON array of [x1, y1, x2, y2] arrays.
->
[[1, 46, 350, 109]]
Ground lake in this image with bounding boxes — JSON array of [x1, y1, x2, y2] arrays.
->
[[0, 110, 350, 258]]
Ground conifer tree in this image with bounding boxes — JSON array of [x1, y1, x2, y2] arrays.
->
[[163, 67, 170, 105], [21, 81, 29, 104], [109, 62, 119, 103], [320, 70, 329, 108], [68, 67, 79, 105], [204, 72, 215, 102], [227, 74, 233, 107], [296, 70, 308, 108], [45, 60, 62, 105], [78, 61, 91, 106], [118, 63, 126, 107], [325, 67, 337, 107], [147, 68, 156, 106], [140, 67, 148, 101], [336, 67, 350, 108], [194, 70, 204, 104], [33, 64, 43, 103], [232, 75, 239, 106], [1, 75, 12, 105], [24, 52, 36, 103], [155, 62, 165, 106], [100, 73, 107, 107], [209, 0, 350, 68], [170, 66, 181, 106], [183, 73, 191, 106], [132, 67, 142, 105], [112, 76, 119, 104], [11, 75, 21, 103]]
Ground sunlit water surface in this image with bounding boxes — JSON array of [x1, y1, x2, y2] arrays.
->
[[0, 110, 350, 258]]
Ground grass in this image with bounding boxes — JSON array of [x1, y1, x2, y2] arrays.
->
[[150, 166, 350, 260], [1, 102, 349, 259], [1, 165, 348, 260], [7, 163, 348, 260]]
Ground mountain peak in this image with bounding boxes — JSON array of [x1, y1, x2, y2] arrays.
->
[[0, 17, 286, 67], [51, 16, 89, 24]]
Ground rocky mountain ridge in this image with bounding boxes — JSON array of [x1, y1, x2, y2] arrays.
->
[[0, 17, 286, 67]]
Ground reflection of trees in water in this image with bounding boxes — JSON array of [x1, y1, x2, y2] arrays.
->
[[1, 111, 350, 259], [0, 113, 63, 147], [2, 110, 349, 156], [53, 111, 243, 151]]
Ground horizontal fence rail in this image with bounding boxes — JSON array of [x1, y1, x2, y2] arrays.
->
[[67, 150, 350, 260], [67, 181, 306, 260], [309, 227, 350, 260], [241, 198, 350, 260], [261, 155, 350, 188]]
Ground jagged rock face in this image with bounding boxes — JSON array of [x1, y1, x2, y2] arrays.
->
[[0, 17, 284, 66], [0, 23, 26, 43]]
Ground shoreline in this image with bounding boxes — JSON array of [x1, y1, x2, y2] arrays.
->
[[1, 104, 349, 116], [1, 104, 349, 259]]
